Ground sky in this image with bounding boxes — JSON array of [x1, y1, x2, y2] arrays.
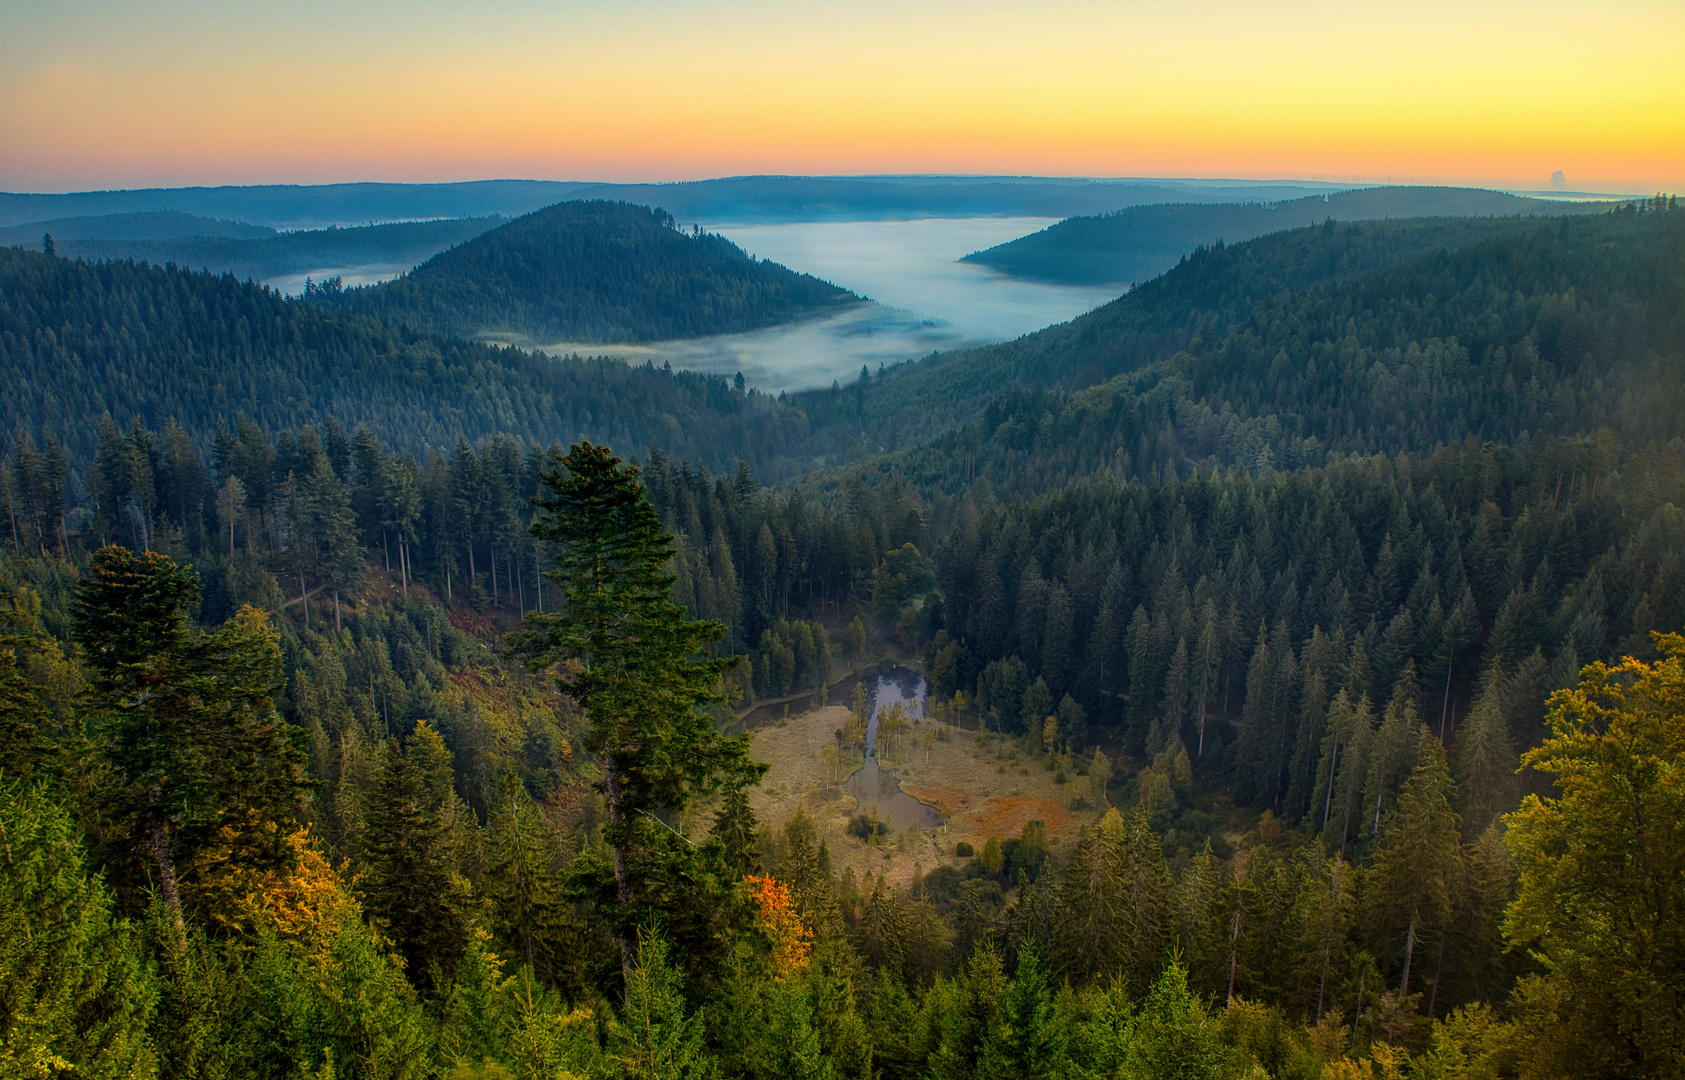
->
[[2, 0, 1681, 193]]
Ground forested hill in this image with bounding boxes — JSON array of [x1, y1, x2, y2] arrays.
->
[[316, 200, 860, 344], [962, 186, 1607, 287], [821, 202, 1685, 500], [0, 247, 814, 473], [793, 215, 1553, 449]]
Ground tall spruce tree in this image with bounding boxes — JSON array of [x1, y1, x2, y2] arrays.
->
[[71, 547, 307, 935], [514, 440, 764, 978]]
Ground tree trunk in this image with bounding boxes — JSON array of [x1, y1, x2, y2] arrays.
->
[[1400, 911, 1418, 994], [1428, 936, 1445, 1016], [148, 790, 187, 950], [300, 572, 309, 627], [1321, 736, 1339, 830], [334, 590, 341, 633], [600, 750, 636, 984], [1439, 663, 1454, 742], [1227, 905, 1242, 1004]]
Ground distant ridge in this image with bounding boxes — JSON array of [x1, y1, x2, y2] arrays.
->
[[962, 185, 1609, 286], [0, 175, 1359, 231], [42, 216, 505, 289], [0, 210, 274, 247], [315, 200, 860, 344]]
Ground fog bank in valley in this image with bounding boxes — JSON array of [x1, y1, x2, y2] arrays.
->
[[530, 217, 1125, 392]]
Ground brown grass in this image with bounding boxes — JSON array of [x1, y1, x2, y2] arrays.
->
[[738, 704, 1102, 889]]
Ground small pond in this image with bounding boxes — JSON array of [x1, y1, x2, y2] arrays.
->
[[862, 666, 928, 753], [843, 756, 943, 832]]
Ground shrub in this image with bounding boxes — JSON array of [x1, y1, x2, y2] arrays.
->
[[846, 814, 890, 841]]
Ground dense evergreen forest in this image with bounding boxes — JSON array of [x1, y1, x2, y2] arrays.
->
[[0, 245, 825, 475], [791, 214, 1609, 449], [314, 201, 859, 344], [962, 188, 1602, 286], [3, 198, 1684, 1079], [829, 203, 1685, 500]]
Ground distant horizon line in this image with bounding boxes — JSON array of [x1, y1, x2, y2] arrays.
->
[[0, 174, 1658, 200]]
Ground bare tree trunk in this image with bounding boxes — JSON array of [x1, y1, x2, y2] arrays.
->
[[600, 751, 635, 984], [148, 789, 186, 951], [1227, 905, 1242, 1004], [334, 590, 341, 633], [300, 572, 309, 628], [1439, 663, 1454, 742], [1400, 912, 1418, 994], [1321, 736, 1339, 830], [1428, 935, 1445, 1016]]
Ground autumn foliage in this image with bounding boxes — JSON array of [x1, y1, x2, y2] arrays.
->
[[744, 873, 811, 977]]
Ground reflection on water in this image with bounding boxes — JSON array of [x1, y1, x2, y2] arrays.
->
[[863, 667, 928, 755], [842, 667, 942, 832]]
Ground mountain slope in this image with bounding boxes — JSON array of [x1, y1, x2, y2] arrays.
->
[[318, 200, 860, 344], [0, 247, 813, 475], [815, 203, 1685, 501], [792, 215, 1553, 451], [963, 186, 1607, 286]]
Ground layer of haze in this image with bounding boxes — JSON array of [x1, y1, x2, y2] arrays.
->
[[521, 217, 1122, 393], [4, 0, 1681, 192]]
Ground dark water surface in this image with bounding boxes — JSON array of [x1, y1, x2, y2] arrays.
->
[[737, 664, 944, 830], [846, 667, 941, 831], [842, 757, 943, 831]]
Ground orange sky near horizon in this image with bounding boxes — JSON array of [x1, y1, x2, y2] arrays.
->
[[2, 0, 1680, 193]]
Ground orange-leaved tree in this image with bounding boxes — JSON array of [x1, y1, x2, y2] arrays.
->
[[745, 873, 812, 978]]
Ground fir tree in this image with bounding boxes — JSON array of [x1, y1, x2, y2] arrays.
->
[[514, 440, 765, 977]]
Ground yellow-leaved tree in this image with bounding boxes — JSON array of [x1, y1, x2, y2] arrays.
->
[[1504, 632, 1685, 1080]]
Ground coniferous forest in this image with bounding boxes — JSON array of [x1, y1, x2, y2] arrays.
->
[[3, 196, 1684, 1080], [313, 201, 860, 345]]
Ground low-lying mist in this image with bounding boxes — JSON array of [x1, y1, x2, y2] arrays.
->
[[275, 217, 1125, 392], [532, 218, 1125, 391]]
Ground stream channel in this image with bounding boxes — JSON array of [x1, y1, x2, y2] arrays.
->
[[840, 667, 944, 832]]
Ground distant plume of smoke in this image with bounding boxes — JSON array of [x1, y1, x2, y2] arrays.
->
[[1551, 169, 1568, 189]]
